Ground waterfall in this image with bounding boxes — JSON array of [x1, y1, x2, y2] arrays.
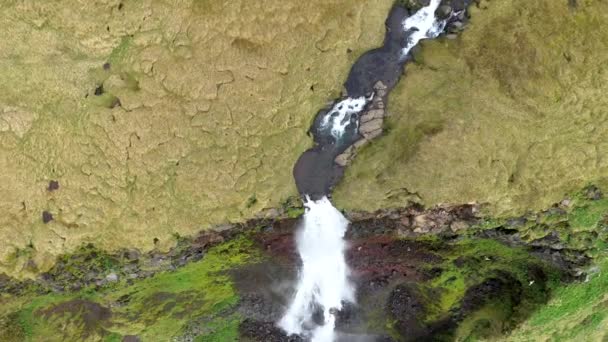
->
[[280, 1, 450, 340], [279, 196, 354, 342]]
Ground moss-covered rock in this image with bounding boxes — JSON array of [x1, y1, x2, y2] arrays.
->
[[0, 237, 260, 341]]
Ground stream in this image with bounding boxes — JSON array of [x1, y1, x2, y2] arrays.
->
[[283, 1, 465, 340]]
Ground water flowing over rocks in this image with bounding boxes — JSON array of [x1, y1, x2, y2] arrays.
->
[[294, 1, 473, 199]]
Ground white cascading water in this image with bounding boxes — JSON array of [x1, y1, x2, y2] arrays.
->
[[401, 0, 447, 58], [320, 97, 368, 139], [279, 196, 354, 342], [280, 2, 449, 341]]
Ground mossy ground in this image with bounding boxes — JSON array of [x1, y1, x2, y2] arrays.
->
[[0, 237, 260, 341], [398, 238, 560, 341], [502, 258, 608, 341]]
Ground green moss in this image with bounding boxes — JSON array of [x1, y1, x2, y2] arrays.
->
[[0, 237, 260, 341], [104, 332, 123, 342], [44, 244, 120, 290], [425, 239, 559, 328], [457, 303, 513, 341], [246, 194, 257, 208], [195, 315, 240, 342], [282, 196, 305, 218], [569, 198, 608, 231], [505, 259, 608, 341], [107, 36, 133, 66]]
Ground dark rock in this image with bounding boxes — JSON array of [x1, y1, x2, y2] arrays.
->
[[42, 211, 53, 224], [386, 283, 433, 340], [239, 319, 303, 342], [458, 272, 522, 317], [436, 5, 452, 19], [450, 0, 467, 11], [585, 185, 602, 200], [448, 21, 465, 33], [122, 336, 140, 342], [94, 84, 104, 96], [47, 180, 59, 191]]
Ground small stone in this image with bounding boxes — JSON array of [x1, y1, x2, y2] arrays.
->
[[446, 33, 458, 40], [560, 199, 572, 207], [436, 5, 452, 19], [585, 185, 602, 200], [448, 21, 464, 33], [362, 129, 382, 140], [122, 336, 141, 342], [211, 224, 233, 232], [124, 249, 140, 261], [373, 81, 387, 90], [42, 211, 53, 223], [414, 214, 427, 226], [353, 139, 368, 149], [94, 84, 104, 96], [359, 118, 383, 134], [106, 273, 119, 282], [450, 220, 469, 232], [255, 208, 280, 219], [334, 154, 349, 167], [47, 180, 59, 191], [360, 109, 384, 123]]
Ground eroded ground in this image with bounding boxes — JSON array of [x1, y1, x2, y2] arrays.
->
[[0, 0, 394, 278]]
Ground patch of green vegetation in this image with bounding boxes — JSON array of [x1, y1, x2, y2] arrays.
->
[[569, 198, 608, 231], [504, 259, 608, 341], [0, 237, 260, 341], [470, 186, 608, 259], [457, 303, 513, 342], [426, 238, 560, 326], [104, 332, 123, 342], [281, 196, 305, 218], [44, 243, 120, 290], [246, 194, 257, 208], [107, 36, 133, 66], [195, 315, 241, 342]]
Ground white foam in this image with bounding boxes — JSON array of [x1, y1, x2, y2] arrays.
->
[[401, 0, 447, 58], [279, 3, 451, 341], [279, 196, 354, 342], [320, 97, 367, 139]]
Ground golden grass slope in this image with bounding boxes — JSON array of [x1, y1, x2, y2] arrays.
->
[[335, 0, 608, 217], [0, 0, 393, 278]]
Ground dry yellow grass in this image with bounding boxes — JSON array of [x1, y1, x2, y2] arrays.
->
[[0, 0, 394, 278]]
